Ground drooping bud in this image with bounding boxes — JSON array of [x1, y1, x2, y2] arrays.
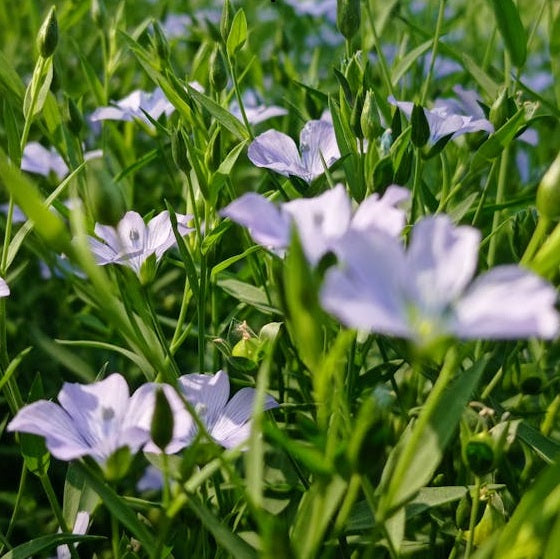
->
[[209, 46, 228, 92], [37, 6, 58, 58], [360, 89, 383, 140], [337, 0, 360, 41], [150, 388, 175, 452], [536, 152, 560, 220]]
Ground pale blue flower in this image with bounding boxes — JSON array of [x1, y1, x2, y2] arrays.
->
[[89, 210, 193, 275], [248, 119, 340, 183], [389, 95, 493, 145], [230, 90, 288, 125], [21, 142, 69, 180], [285, 0, 337, 21], [0, 277, 9, 297], [221, 184, 409, 265], [321, 215, 559, 345], [54, 511, 89, 559], [8, 374, 157, 463]]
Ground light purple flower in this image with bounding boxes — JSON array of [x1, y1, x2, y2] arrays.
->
[[174, 370, 278, 449], [230, 91, 288, 125], [89, 87, 175, 124], [161, 14, 191, 39], [285, 0, 337, 21], [0, 277, 9, 297], [54, 511, 89, 559], [248, 119, 340, 183], [389, 95, 494, 145], [7, 373, 157, 463], [321, 215, 559, 345], [88, 210, 194, 275], [221, 184, 409, 265], [21, 142, 69, 180]]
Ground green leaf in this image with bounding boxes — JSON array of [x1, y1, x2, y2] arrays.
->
[[217, 277, 281, 315], [0, 49, 24, 103], [550, 10, 560, 109], [391, 40, 432, 87], [411, 104, 430, 148], [210, 245, 262, 279], [63, 463, 100, 529], [187, 497, 257, 559], [227, 9, 248, 57], [201, 220, 233, 255], [0, 534, 104, 559], [488, 0, 527, 67], [23, 57, 53, 120], [208, 140, 247, 202], [378, 356, 487, 519], [3, 101, 21, 165], [462, 54, 500, 99]]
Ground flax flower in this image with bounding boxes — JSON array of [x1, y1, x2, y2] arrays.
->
[[321, 215, 559, 345], [0, 278, 9, 297]]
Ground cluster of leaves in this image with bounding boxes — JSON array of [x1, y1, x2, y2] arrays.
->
[[1, 0, 560, 558]]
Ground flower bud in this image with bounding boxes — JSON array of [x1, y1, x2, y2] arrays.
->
[[171, 129, 191, 175], [536, 152, 560, 220], [37, 6, 58, 58], [489, 88, 510, 130], [337, 0, 360, 40], [361, 89, 383, 140], [209, 46, 228, 92], [87, 160, 127, 226], [150, 388, 175, 452], [220, 0, 232, 41], [411, 104, 430, 148], [463, 432, 496, 476]]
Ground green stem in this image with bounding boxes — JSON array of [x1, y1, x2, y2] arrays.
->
[[411, 147, 424, 221], [464, 477, 482, 559], [471, 160, 498, 227], [225, 50, 254, 140], [420, 0, 446, 105], [365, 3, 395, 97], [487, 146, 510, 267], [520, 217, 550, 265]]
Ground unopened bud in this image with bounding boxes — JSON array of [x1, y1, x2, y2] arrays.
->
[[37, 6, 58, 58], [463, 432, 496, 476], [150, 388, 175, 452], [411, 104, 430, 148], [361, 90, 383, 140], [337, 0, 360, 40], [220, 0, 232, 41], [171, 129, 191, 175], [537, 152, 560, 220], [489, 88, 510, 130], [67, 97, 84, 137], [209, 47, 228, 92]]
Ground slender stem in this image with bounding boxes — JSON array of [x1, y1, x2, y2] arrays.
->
[[464, 477, 482, 559], [2, 465, 27, 550], [20, 56, 48, 154], [471, 160, 498, 227], [365, 3, 395, 97], [420, 0, 446, 105], [411, 148, 424, 221], [487, 146, 510, 267], [111, 513, 120, 559], [225, 50, 254, 140], [520, 217, 550, 265]]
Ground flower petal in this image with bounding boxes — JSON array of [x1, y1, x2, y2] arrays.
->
[[321, 230, 410, 336], [405, 215, 480, 314], [221, 193, 291, 251], [0, 278, 9, 297], [299, 120, 340, 181], [248, 130, 307, 179], [454, 266, 560, 339]]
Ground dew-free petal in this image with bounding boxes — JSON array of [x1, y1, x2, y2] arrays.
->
[[0, 278, 9, 297], [299, 120, 341, 181]]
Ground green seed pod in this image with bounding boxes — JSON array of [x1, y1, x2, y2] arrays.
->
[[361, 89, 383, 141], [150, 388, 175, 452], [463, 432, 496, 476], [171, 129, 192, 175], [67, 97, 84, 137], [337, 0, 360, 40], [489, 88, 509, 130], [209, 46, 228, 92], [536, 152, 560, 220], [37, 6, 58, 58], [87, 160, 127, 226]]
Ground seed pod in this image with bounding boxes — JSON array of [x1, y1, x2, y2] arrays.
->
[[463, 432, 496, 476], [220, 0, 232, 41], [337, 0, 360, 41], [150, 388, 175, 452], [209, 46, 228, 92], [37, 6, 58, 58], [537, 152, 560, 220], [361, 89, 383, 140]]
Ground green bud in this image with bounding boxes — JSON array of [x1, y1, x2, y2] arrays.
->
[[87, 160, 127, 226], [373, 156, 394, 191], [360, 89, 383, 140], [171, 129, 191, 175], [209, 47, 228, 92], [537, 152, 560, 220], [150, 388, 175, 452], [37, 6, 58, 58], [152, 20, 170, 62], [489, 88, 509, 129], [337, 0, 360, 40], [411, 103, 430, 148], [463, 432, 496, 476], [67, 97, 84, 137]]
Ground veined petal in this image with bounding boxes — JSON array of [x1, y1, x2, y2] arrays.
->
[[221, 193, 291, 250], [88, 236, 117, 265], [248, 130, 307, 179], [89, 106, 130, 122], [321, 230, 410, 336], [7, 400, 92, 461], [454, 266, 560, 339], [351, 185, 410, 237], [211, 388, 278, 448], [21, 142, 69, 180], [116, 211, 148, 256], [299, 120, 340, 181], [405, 215, 480, 314], [178, 371, 230, 432], [283, 184, 352, 265]]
